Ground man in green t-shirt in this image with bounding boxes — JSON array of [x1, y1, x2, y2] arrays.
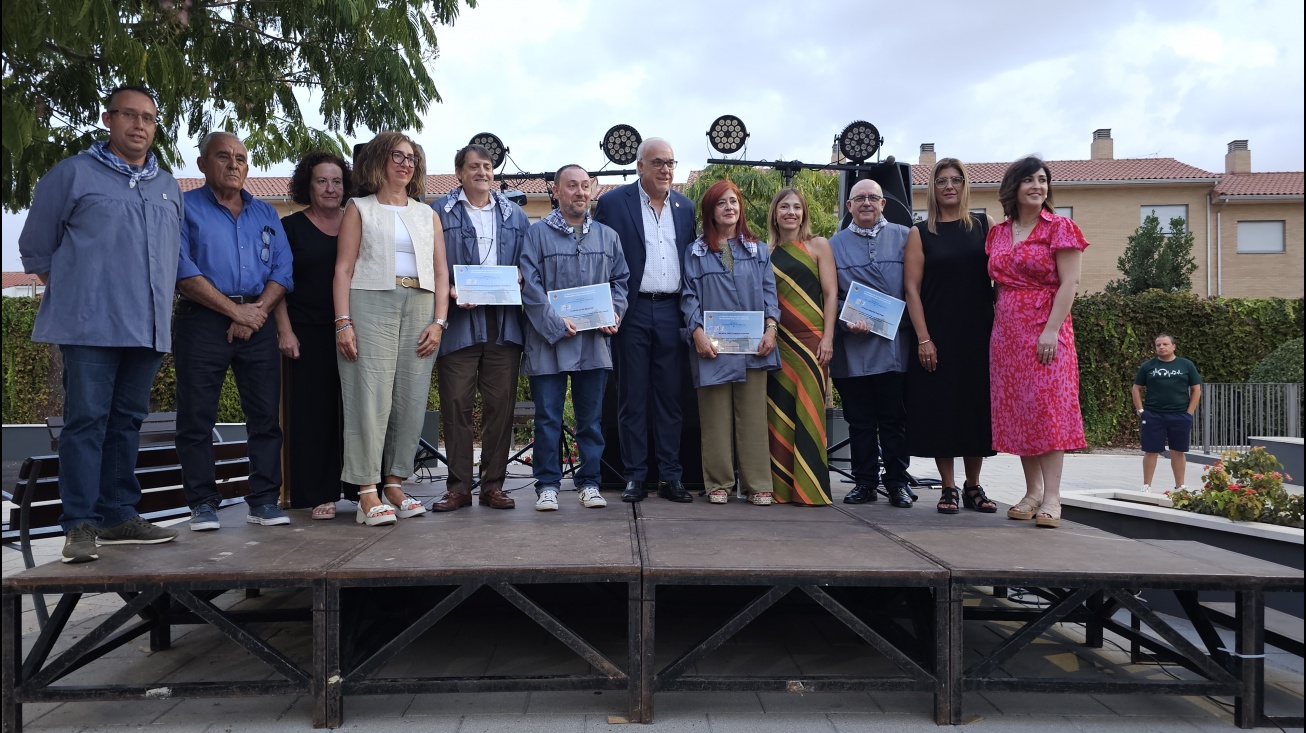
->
[[1131, 334, 1203, 492]]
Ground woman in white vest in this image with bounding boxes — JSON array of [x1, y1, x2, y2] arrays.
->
[[333, 131, 450, 526]]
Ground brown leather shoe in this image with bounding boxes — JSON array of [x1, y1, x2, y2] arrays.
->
[[430, 491, 473, 512], [478, 486, 516, 509]]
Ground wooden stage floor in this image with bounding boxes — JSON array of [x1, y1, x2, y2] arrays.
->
[[3, 490, 1301, 731]]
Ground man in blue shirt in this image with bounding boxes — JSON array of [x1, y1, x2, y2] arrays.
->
[[19, 86, 184, 563], [175, 132, 294, 530]]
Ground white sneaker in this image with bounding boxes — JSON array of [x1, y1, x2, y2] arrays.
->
[[535, 488, 559, 511], [1175, 485, 1187, 491], [1141, 484, 1152, 493], [579, 486, 607, 508]]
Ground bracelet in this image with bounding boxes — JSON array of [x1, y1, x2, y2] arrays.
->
[[335, 323, 353, 334], [919, 338, 932, 345], [765, 323, 778, 331], [334, 315, 351, 322]]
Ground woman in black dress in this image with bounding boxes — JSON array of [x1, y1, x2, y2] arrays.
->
[[274, 152, 355, 517], [904, 158, 998, 514]]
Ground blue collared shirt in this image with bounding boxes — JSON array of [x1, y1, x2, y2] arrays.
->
[[178, 185, 293, 297], [19, 150, 183, 351]]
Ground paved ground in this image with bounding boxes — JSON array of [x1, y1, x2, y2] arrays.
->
[[4, 452, 1302, 732]]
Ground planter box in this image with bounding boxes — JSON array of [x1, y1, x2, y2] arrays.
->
[[1063, 489, 1303, 617]]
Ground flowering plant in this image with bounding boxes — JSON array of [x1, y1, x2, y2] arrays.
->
[[1168, 447, 1303, 528]]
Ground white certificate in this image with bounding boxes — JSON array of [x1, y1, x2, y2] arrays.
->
[[839, 281, 905, 340], [548, 283, 616, 331], [453, 265, 521, 306], [704, 311, 764, 354]]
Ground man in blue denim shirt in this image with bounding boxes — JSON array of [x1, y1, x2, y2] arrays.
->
[[175, 132, 294, 531], [19, 86, 184, 563]]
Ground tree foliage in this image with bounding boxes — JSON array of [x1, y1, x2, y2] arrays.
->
[[2, 0, 475, 211], [683, 164, 841, 242], [1105, 211, 1199, 294]]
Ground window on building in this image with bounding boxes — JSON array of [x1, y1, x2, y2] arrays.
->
[[1237, 221, 1286, 254], [1141, 205, 1188, 235], [912, 209, 927, 223], [1054, 206, 1073, 219]]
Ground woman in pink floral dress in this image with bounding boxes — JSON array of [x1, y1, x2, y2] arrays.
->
[[987, 156, 1089, 529]]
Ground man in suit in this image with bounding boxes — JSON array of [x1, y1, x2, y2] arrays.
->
[[594, 138, 698, 503]]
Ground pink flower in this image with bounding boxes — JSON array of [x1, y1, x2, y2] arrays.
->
[[1254, 473, 1265, 480]]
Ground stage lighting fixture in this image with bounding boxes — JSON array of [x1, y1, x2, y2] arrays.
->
[[468, 132, 507, 168], [838, 121, 881, 164], [601, 124, 642, 165], [707, 115, 748, 155]]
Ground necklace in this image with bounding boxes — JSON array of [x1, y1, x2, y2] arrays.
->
[[1013, 218, 1037, 239]]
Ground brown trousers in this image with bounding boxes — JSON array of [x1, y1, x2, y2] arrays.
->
[[437, 320, 523, 495]]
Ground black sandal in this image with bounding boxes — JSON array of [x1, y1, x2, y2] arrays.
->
[[936, 486, 960, 514], [962, 483, 997, 513]]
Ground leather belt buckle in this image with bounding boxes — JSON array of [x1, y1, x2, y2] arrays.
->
[[396, 276, 418, 288]]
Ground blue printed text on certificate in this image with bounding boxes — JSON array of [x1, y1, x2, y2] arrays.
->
[[548, 283, 616, 331], [838, 281, 906, 340]]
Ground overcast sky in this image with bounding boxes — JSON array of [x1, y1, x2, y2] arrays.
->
[[5, 0, 1303, 269]]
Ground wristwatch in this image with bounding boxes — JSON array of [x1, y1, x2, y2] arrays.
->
[[433, 318, 448, 329], [1136, 409, 1144, 415]]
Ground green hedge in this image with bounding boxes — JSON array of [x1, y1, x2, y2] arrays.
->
[[6, 293, 1303, 448], [1072, 291, 1303, 446]]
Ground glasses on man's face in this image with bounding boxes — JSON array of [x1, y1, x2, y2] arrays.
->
[[390, 150, 418, 167], [851, 194, 883, 205], [109, 109, 160, 127], [646, 158, 677, 170], [934, 176, 964, 188]]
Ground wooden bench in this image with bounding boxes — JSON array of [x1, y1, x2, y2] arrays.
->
[[1200, 600, 1304, 657], [45, 411, 225, 451], [1, 441, 251, 626]]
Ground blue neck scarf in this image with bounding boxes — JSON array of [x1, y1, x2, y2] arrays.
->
[[543, 209, 591, 237], [84, 141, 159, 188]]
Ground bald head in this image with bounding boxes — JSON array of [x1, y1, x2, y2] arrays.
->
[[847, 179, 886, 228]]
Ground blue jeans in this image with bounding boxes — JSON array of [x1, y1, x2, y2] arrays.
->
[[57, 345, 165, 531], [529, 369, 608, 492]]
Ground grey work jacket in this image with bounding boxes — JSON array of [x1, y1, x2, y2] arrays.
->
[[828, 223, 911, 379], [435, 197, 529, 355], [680, 237, 781, 388], [518, 219, 630, 376]]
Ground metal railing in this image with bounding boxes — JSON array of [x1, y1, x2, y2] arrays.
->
[[1194, 383, 1302, 455]]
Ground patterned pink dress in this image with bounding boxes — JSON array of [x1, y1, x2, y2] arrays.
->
[[986, 209, 1089, 455]]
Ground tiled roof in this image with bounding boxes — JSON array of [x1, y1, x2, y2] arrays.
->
[[1213, 172, 1304, 197], [911, 158, 1218, 186], [2, 272, 41, 289], [176, 172, 683, 200]]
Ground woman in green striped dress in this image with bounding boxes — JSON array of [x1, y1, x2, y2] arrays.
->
[[766, 189, 838, 505]]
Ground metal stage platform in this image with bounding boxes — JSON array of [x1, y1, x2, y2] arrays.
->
[[3, 494, 1301, 731]]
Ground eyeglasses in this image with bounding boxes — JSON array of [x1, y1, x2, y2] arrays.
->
[[645, 158, 677, 170], [109, 109, 160, 126], [934, 176, 964, 187], [850, 194, 883, 205], [390, 150, 419, 167]]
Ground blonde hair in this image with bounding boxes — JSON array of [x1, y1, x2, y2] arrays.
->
[[353, 131, 425, 201], [767, 188, 813, 246], [925, 158, 974, 235]]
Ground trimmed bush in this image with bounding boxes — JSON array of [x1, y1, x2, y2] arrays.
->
[[1248, 337, 1304, 384]]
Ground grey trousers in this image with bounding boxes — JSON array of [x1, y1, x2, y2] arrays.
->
[[339, 287, 435, 485]]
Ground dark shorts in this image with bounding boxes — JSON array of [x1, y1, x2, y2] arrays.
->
[[1141, 410, 1193, 453]]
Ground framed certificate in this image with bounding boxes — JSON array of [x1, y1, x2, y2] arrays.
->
[[547, 283, 616, 331], [704, 311, 765, 354], [453, 265, 521, 306], [839, 281, 905, 340]]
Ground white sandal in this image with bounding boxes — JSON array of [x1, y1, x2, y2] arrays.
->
[[383, 483, 426, 518], [749, 492, 773, 506], [355, 488, 396, 526], [708, 489, 729, 504]]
